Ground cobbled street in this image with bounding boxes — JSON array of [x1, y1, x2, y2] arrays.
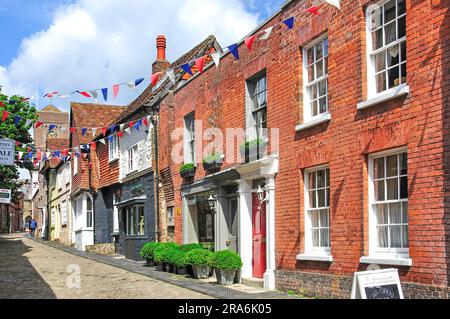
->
[[0, 233, 211, 299]]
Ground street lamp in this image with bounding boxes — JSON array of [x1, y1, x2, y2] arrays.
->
[[256, 185, 269, 203], [207, 194, 216, 213]]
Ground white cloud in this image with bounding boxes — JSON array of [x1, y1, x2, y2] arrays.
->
[[0, 0, 259, 108]]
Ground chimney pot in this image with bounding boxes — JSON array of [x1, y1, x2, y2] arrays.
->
[[156, 35, 166, 61]]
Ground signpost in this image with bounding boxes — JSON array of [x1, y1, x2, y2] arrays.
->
[[0, 189, 12, 204], [351, 268, 404, 299], [0, 139, 15, 166]]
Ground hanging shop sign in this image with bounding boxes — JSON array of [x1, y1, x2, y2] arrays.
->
[[0, 139, 15, 166], [0, 189, 12, 204]]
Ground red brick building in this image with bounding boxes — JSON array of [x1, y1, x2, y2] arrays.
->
[[156, 0, 450, 298]]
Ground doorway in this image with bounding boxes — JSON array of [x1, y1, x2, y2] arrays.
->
[[226, 196, 239, 253], [252, 193, 266, 278]]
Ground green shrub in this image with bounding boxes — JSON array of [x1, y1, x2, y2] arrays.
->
[[186, 248, 213, 266], [153, 242, 180, 263], [180, 163, 195, 174], [202, 153, 223, 164], [180, 243, 205, 252], [139, 242, 160, 260], [172, 250, 189, 268], [239, 138, 266, 152], [165, 247, 180, 265], [211, 250, 242, 270]]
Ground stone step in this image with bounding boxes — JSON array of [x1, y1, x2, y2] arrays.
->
[[241, 277, 264, 289]]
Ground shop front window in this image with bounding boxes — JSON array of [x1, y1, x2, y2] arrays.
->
[[125, 205, 145, 236]]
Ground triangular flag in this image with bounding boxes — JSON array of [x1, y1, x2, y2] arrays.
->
[[110, 125, 117, 132], [129, 121, 134, 128], [59, 94, 70, 98], [245, 35, 256, 50], [211, 51, 221, 68], [307, 5, 320, 15], [90, 142, 96, 151], [101, 88, 108, 101], [35, 121, 44, 128], [90, 90, 98, 99], [181, 63, 193, 76], [117, 131, 123, 138], [14, 115, 21, 125], [120, 124, 125, 131], [19, 152, 24, 159], [125, 127, 131, 135], [102, 127, 107, 136], [151, 73, 160, 86], [166, 69, 176, 84], [92, 128, 97, 137], [126, 81, 136, 90], [78, 91, 91, 98], [283, 16, 295, 29], [227, 44, 239, 60], [81, 128, 87, 136], [135, 78, 145, 87], [2, 110, 9, 122], [70, 127, 76, 134], [113, 85, 120, 98], [143, 117, 149, 127], [48, 124, 56, 132], [46, 152, 51, 158], [195, 56, 206, 73], [325, 0, 341, 9], [82, 153, 88, 159], [25, 119, 32, 127], [99, 139, 106, 145], [108, 135, 114, 142], [0, 101, 4, 107], [260, 26, 274, 40], [134, 123, 140, 131]]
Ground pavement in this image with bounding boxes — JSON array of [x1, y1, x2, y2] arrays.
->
[[0, 233, 297, 299]]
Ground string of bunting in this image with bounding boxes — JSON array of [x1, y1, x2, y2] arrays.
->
[[42, 1, 340, 101]]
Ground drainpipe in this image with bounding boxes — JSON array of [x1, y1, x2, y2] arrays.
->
[[152, 114, 160, 242], [87, 153, 95, 244]]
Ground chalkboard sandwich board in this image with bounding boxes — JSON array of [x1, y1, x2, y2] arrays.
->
[[351, 268, 404, 299]]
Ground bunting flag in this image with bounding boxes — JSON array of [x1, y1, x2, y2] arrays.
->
[[90, 142, 96, 151], [48, 124, 57, 132], [307, 6, 320, 15], [143, 117, 149, 126], [18, 152, 23, 159], [78, 91, 91, 98], [90, 90, 98, 99], [283, 16, 295, 29], [99, 139, 106, 145], [70, 127, 76, 134], [181, 63, 193, 76], [82, 153, 88, 159], [113, 84, 120, 98], [227, 44, 239, 60], [135, 78, 145, 87], [195, 56, 206, 73], [35, 121, 44, 128], [166, 69, 176, 84], [151, 73, 161, 86], [14, 115, 21, 125], [92, 128, 97, 137], [129, 121, 134, 128], [101, 88, 108, 101], [2, 110, 9, 122], [211, 52, 221, 68], [120, 124, 125, 131], [117, 131, 124, 138], [245, 35, 256, 51], [81, 128, 87, 136], [325, 0, 341, 9], [260, 26, 274, 40], [102, 127, 107, 136], [126, 81, 136, 90], [25, 119, 33, 127], [108, 135, 114, 142], [125, 127, 131, 135], [0, 101, 4, 107], [110, 124, 118, 132]]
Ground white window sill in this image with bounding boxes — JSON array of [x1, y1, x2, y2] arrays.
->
[[357, 85, 410, 110], [360, 256, 412, 266], [109, 158, 119, 164], [295, 112, 331, 132], [297, 253, 333, 262]]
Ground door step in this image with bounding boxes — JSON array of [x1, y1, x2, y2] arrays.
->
[[241, 277, 264, 289]]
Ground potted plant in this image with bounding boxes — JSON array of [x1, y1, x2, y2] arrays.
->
[[180, 243, 205, 252], [211, 250, 243, 286], [186, 248, 213, 279], [172, 250, 189, 275], [239, 138, 267, 162], [164, 247, 178, 273], [154, 242, 179, 271], [202, 153, 224, 172], [154, 248, 167, 271], [180, 163, 196, 178], [140, 242, 159, 266]]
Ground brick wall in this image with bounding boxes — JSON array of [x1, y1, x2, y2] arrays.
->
[[156, 0, 450, 297]]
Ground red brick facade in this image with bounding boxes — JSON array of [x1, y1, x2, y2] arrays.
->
[[156, 0, 450, 297]]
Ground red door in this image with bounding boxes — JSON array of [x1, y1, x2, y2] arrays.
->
[[252, 193, 266, 278]]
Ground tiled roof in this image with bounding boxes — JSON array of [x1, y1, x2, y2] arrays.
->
[[70, 102, 127, 145], [113, 35, 220, 124], [39, 104, 62, 113]]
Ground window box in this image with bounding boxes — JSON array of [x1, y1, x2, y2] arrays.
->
[[180, 163, 196, 178], [202, 153, 224, 173], [239, 138, 267, 163]]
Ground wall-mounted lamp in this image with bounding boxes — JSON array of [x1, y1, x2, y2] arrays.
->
[[207, 194, 216, 213], [256, 185, 269, 203]]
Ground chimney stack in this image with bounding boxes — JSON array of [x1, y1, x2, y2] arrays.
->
[[152, 35, 170, 74]]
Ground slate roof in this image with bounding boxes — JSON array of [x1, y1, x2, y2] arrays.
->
[[70, 102, 127, 146]]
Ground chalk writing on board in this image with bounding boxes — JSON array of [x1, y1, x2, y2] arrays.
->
[[364, 284, 400, 299]]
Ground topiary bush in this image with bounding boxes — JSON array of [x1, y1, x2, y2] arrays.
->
[[165, 247, 180, 265], [140, 242, 160, 261], [172, 250, 189, 268], [211, 250, 243, 270], [180, 243, 205, 252], [186, 248, 213, 266], [154, 242, 179, 263]]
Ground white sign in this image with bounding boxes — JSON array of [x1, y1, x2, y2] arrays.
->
[[0, 189, 12, 204], [351, 268, 404, 299], [0, 139, 15, 166]]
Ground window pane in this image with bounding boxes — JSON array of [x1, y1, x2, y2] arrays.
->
[[323, 39, 329, 56], [326, 169, 330, 186], [388, 66, 400, 88], [372, 29, 384, 50], [402, 225, 409, 247], [320, 209, 330, 227], [320, 228, 330, 247], [371, 7, 383, 31], [389, 202, 402, 224], [312, 229, 320, 247], [317, 189, 326, 207], [316, 60, 324, 78], [376, 72, 387, 93], [400, 63, 407, 83], [402, 202, 408, 223], [308, 172, 315, 190], [317, 170, 325, 187], [375, 52, 386, 72], [386, 178, 398, 200], [390, 225, 402, 247], [315, 42, 323, 60], [385, 21, 397, 45], [309, 191, 317, 208], [319, 97, 327, 114], [400, 176, 408, 199], [310, 84, 317, 100], [324, 56, 328, 74], [326, 188, 330, 207], [307, 48, 314, 65], [374, 157, 385, 179], [376, 204, 388, 224], [387, 45, 400, 67], [318, 80, 327, 97], [386, 155, 398, 177], [384, 0, 396, 23], [377, 225, 389, 247], [374, 180, 385, 201], [311, 211, 319, 227], [398, 16, 406, 38], [87, 197, 92, 210], [398, 0, 406, 15]]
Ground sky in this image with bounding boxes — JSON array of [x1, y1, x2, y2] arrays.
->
[[0, 0, 285, 179]]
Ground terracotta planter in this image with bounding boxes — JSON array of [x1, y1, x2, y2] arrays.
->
[[215, 269, 237, 286], [192, 265, 210, 279]]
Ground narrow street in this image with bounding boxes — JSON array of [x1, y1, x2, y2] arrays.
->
[[0, 233, 211, 299]]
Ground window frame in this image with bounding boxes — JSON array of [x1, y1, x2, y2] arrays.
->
[[303, 164, 331, 256], [250, 75, 267, 140], [125, 205, 145, 236], [366, 0, 407, 98], [184, 113, 196, 164], [127, 144, 139, 174], [108, 135, 119, 162], [302, 34, 329, 123], [368, 147, 409, 258], [86, 196, 93, 229], [73, 156, 78, 176]]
